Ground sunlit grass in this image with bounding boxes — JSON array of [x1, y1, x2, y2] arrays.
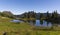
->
[[0, 16, 60, 35]]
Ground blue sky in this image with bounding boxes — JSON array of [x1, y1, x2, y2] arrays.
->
[[0, 0, 60, 15]]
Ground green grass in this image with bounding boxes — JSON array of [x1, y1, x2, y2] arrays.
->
[[0, 16, 60, 35]]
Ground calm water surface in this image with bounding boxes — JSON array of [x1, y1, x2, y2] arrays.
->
[[30, 20, 52, 27], [11, 19, 52, 27]]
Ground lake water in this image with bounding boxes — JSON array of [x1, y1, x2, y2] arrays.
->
[[11, 19, 52, 27], [30, 20, 52, 27], [10, 20, 24, 23]]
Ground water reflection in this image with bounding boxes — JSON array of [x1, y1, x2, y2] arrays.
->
[[11, 19, 52, 27], [10, 20, 24, 23], [30, 20, 52, 27], [48, 22, 52, 27], [35, 20, 41, 26], [42, 20, 47, 27]]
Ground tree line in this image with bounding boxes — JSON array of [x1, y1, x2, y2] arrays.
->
[[0, 10, 60, 23], [21, 10, 60, 23]]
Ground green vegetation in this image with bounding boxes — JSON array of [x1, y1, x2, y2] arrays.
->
[[0, 11, 15, 19], [20, 10, 60, 24], [0, 16, 60, 35], [0, 10, 60, 35]]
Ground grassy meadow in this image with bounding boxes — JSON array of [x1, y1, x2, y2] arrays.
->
[[0, 16, 60, 35]]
